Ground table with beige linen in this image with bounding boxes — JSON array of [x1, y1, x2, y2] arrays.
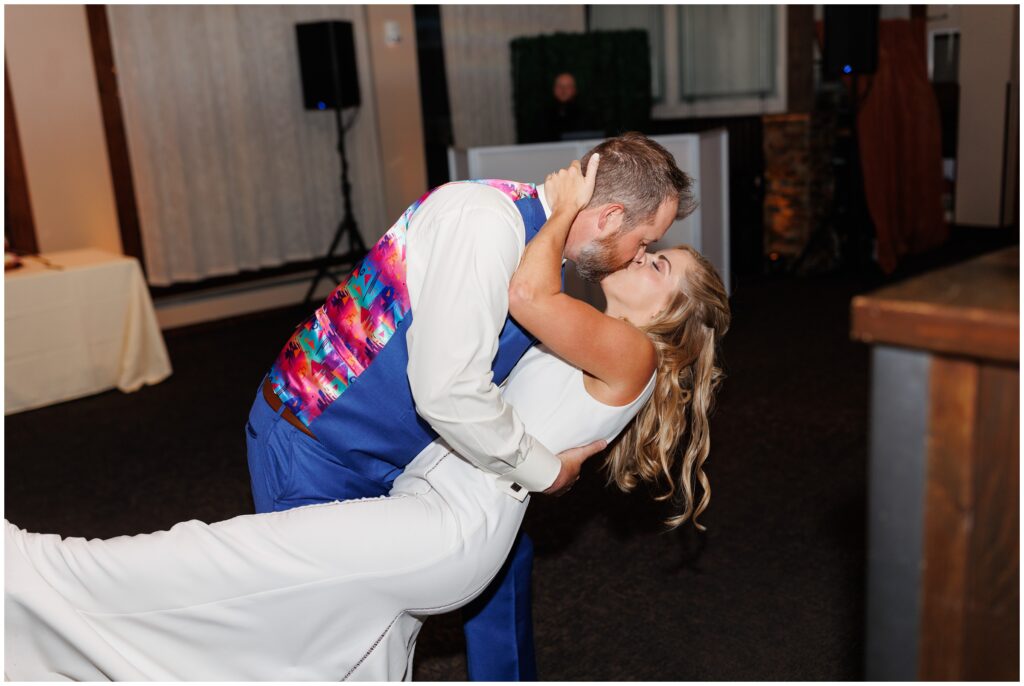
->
[[5, 249, 172, 415]]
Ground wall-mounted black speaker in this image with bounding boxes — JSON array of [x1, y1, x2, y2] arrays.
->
[[823, 6, 880, 79], [296, 21, 361, 110]]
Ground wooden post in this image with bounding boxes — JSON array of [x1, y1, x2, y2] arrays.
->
[[852, 247, 1019, 680]]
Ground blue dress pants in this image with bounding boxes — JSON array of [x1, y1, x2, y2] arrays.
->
[[245, 388, 537, 680]]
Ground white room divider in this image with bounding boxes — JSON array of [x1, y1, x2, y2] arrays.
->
[[448, 131, 731, 306]]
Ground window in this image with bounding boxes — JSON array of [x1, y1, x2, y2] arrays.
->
[[929, 30, 960, 83], [589, 5, 787, 119]]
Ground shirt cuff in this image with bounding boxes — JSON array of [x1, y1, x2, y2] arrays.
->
[[495, 439, 561, 500]]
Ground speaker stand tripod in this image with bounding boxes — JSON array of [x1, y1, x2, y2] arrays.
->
[[304, 107, 368, 306]]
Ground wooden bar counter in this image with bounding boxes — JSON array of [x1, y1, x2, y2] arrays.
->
[[851, 246, 1019, 680]]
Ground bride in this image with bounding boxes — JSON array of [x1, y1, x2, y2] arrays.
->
[[5, 159, 731, 681]]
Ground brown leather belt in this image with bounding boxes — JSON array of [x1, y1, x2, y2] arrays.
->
[[262, 379, 317, 440]]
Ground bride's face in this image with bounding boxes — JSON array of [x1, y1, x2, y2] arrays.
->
[[600, 248, 693, 326]]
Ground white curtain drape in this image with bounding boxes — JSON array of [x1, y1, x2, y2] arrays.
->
[[108, 5, 387, 286], [440, 5, 585, 149]]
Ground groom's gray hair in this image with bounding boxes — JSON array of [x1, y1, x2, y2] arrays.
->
[[580, 132, 697, 232]]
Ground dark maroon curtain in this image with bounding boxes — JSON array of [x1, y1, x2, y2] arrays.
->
[[854, 18, 948, 273]]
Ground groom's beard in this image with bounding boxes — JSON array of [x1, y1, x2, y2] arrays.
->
[[573, 231, 630, 283]]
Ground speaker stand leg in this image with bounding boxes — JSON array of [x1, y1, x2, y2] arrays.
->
[[304, 107, 368, 307]]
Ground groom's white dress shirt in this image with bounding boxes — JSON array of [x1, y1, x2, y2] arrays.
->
[[405, 182, 561, 498]]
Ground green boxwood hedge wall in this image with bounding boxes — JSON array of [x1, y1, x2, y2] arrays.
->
[[510, 30, 652, 144]]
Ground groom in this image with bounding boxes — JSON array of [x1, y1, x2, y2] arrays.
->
[[245, 132, 690, 680]]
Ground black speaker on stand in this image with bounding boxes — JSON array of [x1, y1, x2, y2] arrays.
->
[[296, 20, 368, 305], [795, 5, 880, 275]]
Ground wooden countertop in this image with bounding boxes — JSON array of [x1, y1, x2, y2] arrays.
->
[[851, 246, 1019, 363]]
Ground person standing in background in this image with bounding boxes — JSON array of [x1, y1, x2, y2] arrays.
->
[[545, 71, 598, 141]]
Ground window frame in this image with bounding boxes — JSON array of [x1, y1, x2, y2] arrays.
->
[[651, 4, 788, 120], [927, 28, 960, 83]]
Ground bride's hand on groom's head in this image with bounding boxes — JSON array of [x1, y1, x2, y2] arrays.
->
[[544, 153, 599, 217]]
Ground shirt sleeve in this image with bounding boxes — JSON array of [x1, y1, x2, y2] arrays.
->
[[405, 186, 561, 495]]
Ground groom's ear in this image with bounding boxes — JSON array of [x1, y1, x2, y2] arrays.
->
[[597, 203, 625, 233]]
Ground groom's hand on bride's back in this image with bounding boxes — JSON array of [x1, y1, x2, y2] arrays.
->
[[543, 440, 607, 496]]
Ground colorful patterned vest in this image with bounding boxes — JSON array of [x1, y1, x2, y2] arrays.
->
[[266, 180, 549, 493]]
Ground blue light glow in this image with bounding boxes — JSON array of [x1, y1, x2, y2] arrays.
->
[[317, 101, 327, 110], [843, 65, 852, 74]]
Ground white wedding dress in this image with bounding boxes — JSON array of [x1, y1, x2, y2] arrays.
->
[[5, 345, 655, 681]]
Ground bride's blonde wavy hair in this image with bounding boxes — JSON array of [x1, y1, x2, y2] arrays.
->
[[604, 245, 731, 530]]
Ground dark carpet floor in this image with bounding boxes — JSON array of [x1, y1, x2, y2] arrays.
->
[[4, 227, 1016, 680]]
